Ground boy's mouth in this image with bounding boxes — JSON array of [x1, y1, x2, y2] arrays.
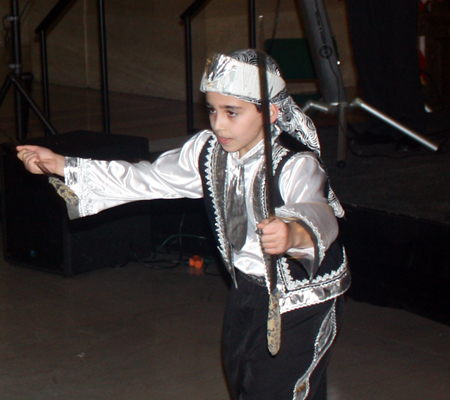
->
[[218, 136, 232, 145]]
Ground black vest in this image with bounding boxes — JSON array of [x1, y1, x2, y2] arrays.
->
[[198, 132, 350, 312]]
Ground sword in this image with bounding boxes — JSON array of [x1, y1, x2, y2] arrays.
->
[[256, 47, 282, 356]]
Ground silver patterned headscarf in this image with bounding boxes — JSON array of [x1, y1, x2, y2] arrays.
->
[[200, 49, 321, 156]]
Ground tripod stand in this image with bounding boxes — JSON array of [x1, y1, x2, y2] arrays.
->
[[295, 0, 439, 167], [0, 0, 58, 141]]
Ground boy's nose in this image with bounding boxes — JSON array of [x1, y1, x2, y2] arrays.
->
[[211, 113, 225, 132]]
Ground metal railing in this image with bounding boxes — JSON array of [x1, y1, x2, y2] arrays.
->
[[35, 0, 111, 134]]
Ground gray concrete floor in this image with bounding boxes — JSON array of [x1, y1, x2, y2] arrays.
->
[[1, 258, 450, 400], [1, 85, 450, 399]]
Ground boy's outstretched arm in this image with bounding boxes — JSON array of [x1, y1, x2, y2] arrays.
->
[[16, 145, 65, 177], [257, 218, 313, 255]]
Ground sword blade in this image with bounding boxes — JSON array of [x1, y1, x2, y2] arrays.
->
[[257, 49, 282, 356], [257, 50, 277, 291]]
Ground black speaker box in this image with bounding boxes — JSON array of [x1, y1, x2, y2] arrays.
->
[[0, 130, 157, 276]]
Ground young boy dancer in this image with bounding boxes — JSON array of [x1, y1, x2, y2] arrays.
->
[[17, 49, 350, 400]]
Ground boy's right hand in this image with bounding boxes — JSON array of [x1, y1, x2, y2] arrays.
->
[[16, 145, 66, 176]]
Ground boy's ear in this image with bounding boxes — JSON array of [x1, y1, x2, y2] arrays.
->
[[270, 104, 279, 123]]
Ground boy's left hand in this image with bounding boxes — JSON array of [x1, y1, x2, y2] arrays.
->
[[257, 218, 313, 255]]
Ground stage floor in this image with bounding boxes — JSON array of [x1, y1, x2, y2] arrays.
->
[[321, 109, 450, 225]]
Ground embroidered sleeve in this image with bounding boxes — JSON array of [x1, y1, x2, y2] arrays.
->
[[276, 154, 339, 277], [63, 131, 212, 219]]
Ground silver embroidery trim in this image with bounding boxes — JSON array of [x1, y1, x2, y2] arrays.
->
[[204, 137, 236, 282], [328, 187, 345, 218], [292, 298, 338, 400], [278, 251, 347, 292], [279, 251, 350, 314], [64, 156, 94, 217], [240, 272, 265, 286], [64, 156, 79, 183], [277, 208, 325, 270], [200, 53, 286, 102], [276, 95, 322, 157], [250, 162, 272, 291], [252, 164, 267, 225], [272, 127, 290, 172]]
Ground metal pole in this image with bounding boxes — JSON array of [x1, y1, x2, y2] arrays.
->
[[249, 0, 256, 48], [350, 98, 439, 152], [98, 0, 111, 134], [10, 0, 26, 140], [40, 31, 51, 126], [10, 75, 59, 135], [185, 16, 195, 134], [337, 102, 348, 167]]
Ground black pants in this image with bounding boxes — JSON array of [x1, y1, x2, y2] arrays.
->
[[222, 272, 344, 400], [346, 0, 426, 137]]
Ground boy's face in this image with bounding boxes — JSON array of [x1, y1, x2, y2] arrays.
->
[[206, 92, 277, 158]]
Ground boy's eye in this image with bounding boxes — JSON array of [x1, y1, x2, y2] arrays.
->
[[208, 108, 216, 114], [227, 111, 237, 117]]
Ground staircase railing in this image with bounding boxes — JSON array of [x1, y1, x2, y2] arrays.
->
[[35, 0, 111, 134]]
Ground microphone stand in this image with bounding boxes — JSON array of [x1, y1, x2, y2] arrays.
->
[[295, 0, 439, 167], [0, 0, 58, 141]]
